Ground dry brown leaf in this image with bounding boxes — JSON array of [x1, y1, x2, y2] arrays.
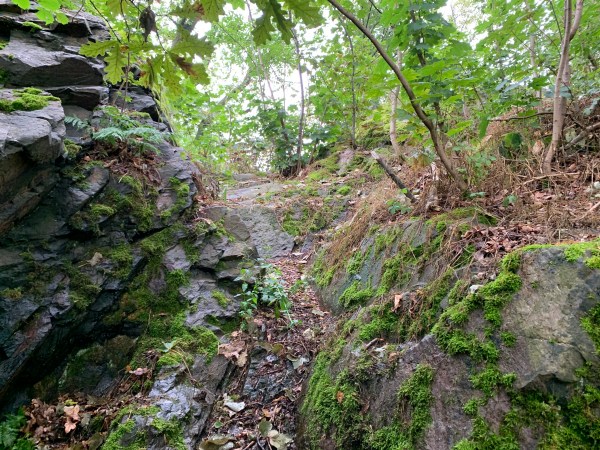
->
[[336, 391, 344, 403]]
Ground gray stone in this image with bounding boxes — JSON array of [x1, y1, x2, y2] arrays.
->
[[236, 207, 294, 258], [0, 90, 65, 163], [164, 245, 192, 272], [0, 30, 104, 87], [109, 87, 159, 121], [46, 85, 108, 110]]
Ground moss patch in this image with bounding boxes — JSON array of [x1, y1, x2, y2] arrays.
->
[[339, 281, 374, 309], [0, 88, 60, 112]]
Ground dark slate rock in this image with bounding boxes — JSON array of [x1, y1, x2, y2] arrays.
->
[[0, 30, 104, 87], [109, 87, 159, 121], [46, 85, 108, 110]]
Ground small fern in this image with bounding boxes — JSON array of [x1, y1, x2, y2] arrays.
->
[[65, 115, 91, 131], [0, 409, 34, 450], [92, 106, 169, 154]]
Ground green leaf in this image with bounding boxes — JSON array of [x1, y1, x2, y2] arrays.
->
[[283, 0, 323, 27], [38, 0, 60, 11], [80, 40, 118, 57], [104, 50, 126, 84], [171, 35, 215, 58], [253, 15, 276, 45], [12, 0, 30, 9], [201, 0, 226, 22], [35, 8, 54, 23], [447, 120, 472, 137], [55, 11, 69, 25], [478, 116, 489, 138]]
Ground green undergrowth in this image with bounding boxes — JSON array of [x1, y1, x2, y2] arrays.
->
[[0, 408, 35, 450], [301, 344, 435, 450], [351, 269, 455, 344], [0, 87, 60, 112], [369, 364, 435, 450], [103, 405, 185, 450]]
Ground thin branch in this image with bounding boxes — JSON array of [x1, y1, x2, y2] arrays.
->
[[563, 121, 600, 150], [326, 0, 468, 191]]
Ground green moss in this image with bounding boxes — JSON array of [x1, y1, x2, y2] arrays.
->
[[368, 364, 435, 449], [337, 185, 351, 195], [205, 315, 241, 333], [500, 252, 522, 273], [103, 406, 162, 450], [0, 88, 60, 112], [500, 331, 516, 347], [300, 353, 364, 449], [90, 203, 116, 219], [282, 210, 302, 236], [140, 228, 174, 257], [585, 255, 600, 269], [157, 319, 219, 367], [307, 168, 330, 182], [478, 272, 522, 327], [107, 244, 134, 279], [463, 398, 482, 416], [469, 366, 516, 398], [581, 303, 600, 353], [21, 21, 43, 31], [315, 154, 340, 173], [212, 290, 230, 308], [312, 250, 336, 288], [346, 250, 366, 275], [339, 281, 374, 308], [64, 262, 102, 309], [357, 302, 400, 342], [1, 287, 23, 299], [161, 178, 191, 221], [150, 418, 186, 450], [426, 207, 497, 227], [64, 139, 82, 157]]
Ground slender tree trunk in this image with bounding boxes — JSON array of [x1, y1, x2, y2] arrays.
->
[[291, 28, 306, 174], [389, 52, 405, 162], [327, 0, 468, 191], [342, 24, 357, 149], [543, 0, 584, 174]]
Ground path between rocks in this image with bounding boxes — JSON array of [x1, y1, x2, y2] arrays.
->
[[199, 177, 334, 450]]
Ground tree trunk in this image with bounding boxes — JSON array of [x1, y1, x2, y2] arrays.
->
[[291, 28, 306, 174], [327, 0, 468, 191], [543, 0, 584, 174], [389, 52, 405, 162], [342, 24, 357, 149]]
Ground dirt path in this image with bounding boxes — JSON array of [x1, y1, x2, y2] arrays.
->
[[199, 178, 334, 450]]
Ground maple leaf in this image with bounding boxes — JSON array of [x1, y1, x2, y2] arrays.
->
[[201, 0, 226, 22]]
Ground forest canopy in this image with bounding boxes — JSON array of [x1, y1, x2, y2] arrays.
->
[[12, 0, 600, 186]]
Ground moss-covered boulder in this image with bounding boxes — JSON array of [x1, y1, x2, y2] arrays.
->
[[299, 243, 600, 449]]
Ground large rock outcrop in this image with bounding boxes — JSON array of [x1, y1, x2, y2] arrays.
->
[[0, 8, 275, 449], [299, 214, 600, 449]]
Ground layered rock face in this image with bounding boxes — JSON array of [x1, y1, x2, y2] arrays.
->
[[0, 7, 280, 447], [299, 216, 600, 449]]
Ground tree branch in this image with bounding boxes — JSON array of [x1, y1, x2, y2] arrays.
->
[[326, 0, 468, 191]]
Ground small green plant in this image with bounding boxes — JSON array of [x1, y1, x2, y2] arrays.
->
[[235, 260, 293, 327], [93, 106, 167, 154], [0, 409, 35, 450], [387, 199, 411, 215]]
